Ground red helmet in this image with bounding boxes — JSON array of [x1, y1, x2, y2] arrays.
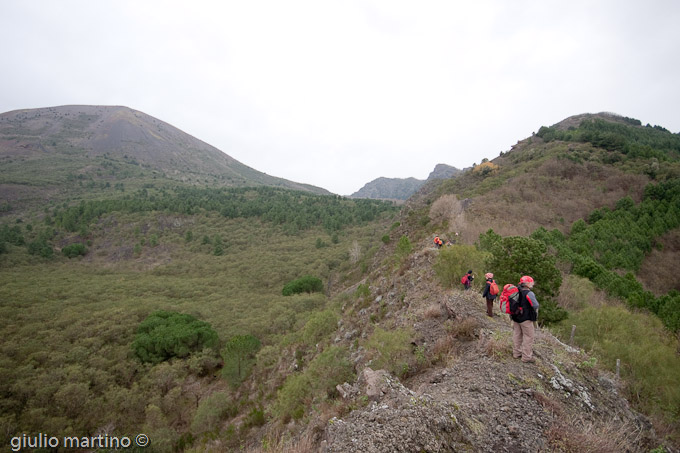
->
[[519, 275, 534, 285]]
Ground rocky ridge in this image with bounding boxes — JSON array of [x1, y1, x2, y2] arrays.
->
[[317, 238, 665, 452]]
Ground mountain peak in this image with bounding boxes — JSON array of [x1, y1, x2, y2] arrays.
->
[[0, 105, 330, 206]]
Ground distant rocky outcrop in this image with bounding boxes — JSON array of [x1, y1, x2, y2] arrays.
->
[[350, 164, 460, 200], [426, 163, 462, 180], [349, 177, 425, 200]]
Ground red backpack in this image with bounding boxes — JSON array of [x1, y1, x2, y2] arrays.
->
[[461, 274, 468, 285], [489, 280, 499, 296], [499, 284, 520, 314]]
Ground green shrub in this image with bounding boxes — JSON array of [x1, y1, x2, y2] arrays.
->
[[554, 306, 680, 418], [132, 311, 219, 364], [381, 234, 390, 244], [27, 238, 53, 258], [395, 235, 412, 261], [355, 283, 370, 301], [301, 310, 338, 346], [275, 372, 309, 421], [221, 334, 261, 385], [282, 275, 324, 296], [190, 391, 237, 436], [275, 346, 353, 421], [62, 243, 87, 258], [365, 326, 414, 378], [433, 244, 488, 289], [479, 231, 565, 324], [305, 345, 354, 395]]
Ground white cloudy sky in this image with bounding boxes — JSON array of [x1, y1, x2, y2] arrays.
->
[[1, 1, 679, 195]]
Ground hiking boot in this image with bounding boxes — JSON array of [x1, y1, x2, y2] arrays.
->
[[522, 358, 536, 363]]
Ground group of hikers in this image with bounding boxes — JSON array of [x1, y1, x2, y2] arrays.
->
[[432, 234, 539, 363], [462, 270, 539, 364], [433, 234, 458, 248]]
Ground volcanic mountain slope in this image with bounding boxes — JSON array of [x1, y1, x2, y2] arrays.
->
[[0, 105, 328, 208]]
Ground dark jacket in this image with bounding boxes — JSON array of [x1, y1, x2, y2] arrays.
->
[[510, 288, 538, 323], [482, 279, 497, 300]]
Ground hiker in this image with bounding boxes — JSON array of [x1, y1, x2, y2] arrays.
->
[[461, 270, 474, 290], [434, 236, 443, 248], [511, 275, 540, 363], [482, 273, 498, 317]]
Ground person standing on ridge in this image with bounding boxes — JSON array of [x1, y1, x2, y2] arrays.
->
[[461, 270, 474, 290], [482, 273, 498, 317], [511, 276, 540, 363]]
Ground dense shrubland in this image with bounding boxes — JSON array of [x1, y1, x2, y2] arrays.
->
[[0, 190, 394, 451]]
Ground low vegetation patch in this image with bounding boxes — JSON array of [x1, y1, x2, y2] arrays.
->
[[553, 305, 680, 421]]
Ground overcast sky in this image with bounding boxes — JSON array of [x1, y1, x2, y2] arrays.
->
[[1, 1, 679, 195]]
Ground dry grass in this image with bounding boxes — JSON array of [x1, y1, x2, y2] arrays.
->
[[246, 431, 318, 453], [484, 331, 512, 360], [546, 414, 647, 453], [431, 334, 457, 364], [429, 194, 465, 232], [533, 391, 563, 416], [458, 157, 649, 240], [638, 229, 680, 296], [423, 304, 442, 319], [447, 317, 480, 340]]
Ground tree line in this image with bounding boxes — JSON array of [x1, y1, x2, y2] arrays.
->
[[0, 187, 399, 257], [536, 117, 680, 161]]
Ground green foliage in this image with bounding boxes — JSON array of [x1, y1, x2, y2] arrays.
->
[[554, 306, 680, 418], [132, 311, 219, 364], [0, 209, 388, 443], [27, 237, 54, 258], [221, 335, 261, 385], [190, 391, 237, 436], [433, 244, 488, 289], [275, 346, 354, 420], [274, 373, 308, 421], [62, 243, 87, 258], [365, 326, 414, 378], [531, 180, 680, 331], [394, 235, 412, 261], [48, 186, 398, 237], [301, 309, 338, 346], [537, 117, 680, 160], [381, 234, 390, 244], [282, 275, 324, 296], [355, 283, 371, 300], [213, 236, 224, 256], [0, 224, 25, 246], [479, 231, 566, 324]]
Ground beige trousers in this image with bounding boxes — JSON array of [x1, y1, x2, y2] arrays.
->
[[512, 320, 535, 361]]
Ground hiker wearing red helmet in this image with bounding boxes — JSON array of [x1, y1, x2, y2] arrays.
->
[[481, 272, 498, 317], [511, 275, 540, 363]]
